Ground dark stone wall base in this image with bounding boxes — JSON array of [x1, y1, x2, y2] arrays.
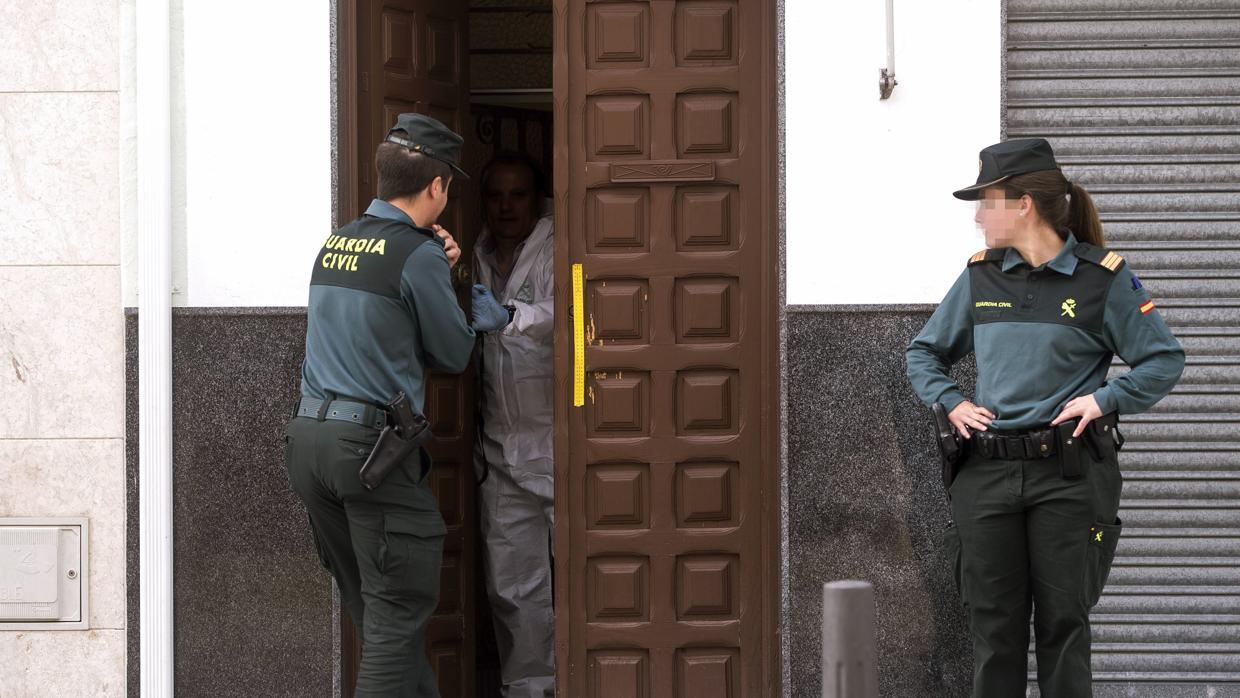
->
[[785, 306, 975, 698], [127, 308, 332, 698]]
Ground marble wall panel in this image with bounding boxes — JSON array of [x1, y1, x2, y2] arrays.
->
[[0, 629, 126, 697], [0, 267, 124, 439], [0, 0, 119, 92], [0, 93, 120, 266]]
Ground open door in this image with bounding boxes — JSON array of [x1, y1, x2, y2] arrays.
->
[[338, 1, 476, 696], [552, 1, 782, 696]]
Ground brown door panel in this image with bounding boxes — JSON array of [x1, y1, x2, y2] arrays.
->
[[553, 0, 780, 696]]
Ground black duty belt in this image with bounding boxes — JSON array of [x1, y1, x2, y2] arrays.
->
[[973, 425, 1059, 461], [297, 397, 387, 430]]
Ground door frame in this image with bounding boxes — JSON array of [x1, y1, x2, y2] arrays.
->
[[333, 0, 786, 694]]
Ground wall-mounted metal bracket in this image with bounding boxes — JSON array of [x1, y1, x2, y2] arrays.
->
[[879, 69, 898, 100]]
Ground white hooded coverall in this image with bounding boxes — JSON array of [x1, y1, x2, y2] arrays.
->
[[472, 205, 555, 697]]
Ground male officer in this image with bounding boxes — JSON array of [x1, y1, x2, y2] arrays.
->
[[286, 114, 504, 697], [470, 152, 556, 697]]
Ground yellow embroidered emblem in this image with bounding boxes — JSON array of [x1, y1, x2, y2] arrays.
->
[[1094, 530, 1104, 543], [1061, 298, 1077, 318]]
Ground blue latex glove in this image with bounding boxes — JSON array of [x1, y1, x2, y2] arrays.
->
[[471, 284, 510, 332]]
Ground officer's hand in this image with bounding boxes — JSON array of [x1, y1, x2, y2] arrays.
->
[[1050, 394, 1102, 438], [949, 401, 994, 439], [433, 225, 461, 268], [471, 284, 510, 332]]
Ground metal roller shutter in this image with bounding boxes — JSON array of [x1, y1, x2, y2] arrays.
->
[[1005, 0, 1240, 691]]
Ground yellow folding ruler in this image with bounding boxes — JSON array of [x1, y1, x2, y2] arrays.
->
[[572, 263, 585, 407]]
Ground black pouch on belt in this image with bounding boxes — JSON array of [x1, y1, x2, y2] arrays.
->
[[1055, 421, 1086, 480], [359, 392, 433, 490], [1085, 411, 1123, 461]]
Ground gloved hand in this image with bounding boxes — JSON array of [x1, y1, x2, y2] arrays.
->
[[471, 284, 510, 332]]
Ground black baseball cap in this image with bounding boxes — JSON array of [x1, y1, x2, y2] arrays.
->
[[386, 113, 470, 180], [953, 138, 1060, 200]]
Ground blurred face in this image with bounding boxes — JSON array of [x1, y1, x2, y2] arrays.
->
[[483, 164, 540, 243], [974, 187, 1029, 248]]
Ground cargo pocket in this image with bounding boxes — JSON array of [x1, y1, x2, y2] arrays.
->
[[942, 524, 965, 602], [1084, 518, 1122, 608], [378, 512, 446, 595]]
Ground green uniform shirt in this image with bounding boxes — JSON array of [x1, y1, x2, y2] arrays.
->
[[906, 233, 1185, 430], [300, 199, 476, 411]]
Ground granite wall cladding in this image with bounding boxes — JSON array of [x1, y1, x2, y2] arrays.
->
[[786, 306, 975, 698], [127, 306, 975, 697], [126, 309, 332, 697]]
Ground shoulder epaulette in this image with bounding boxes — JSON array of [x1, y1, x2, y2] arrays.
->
[[967, 248, 1005, 266], [1073, 242, 1124, 273]]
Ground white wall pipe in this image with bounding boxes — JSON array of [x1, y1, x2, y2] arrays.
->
[[886, 0, 896, 76], [137, 0, 174, 693], [880, 0, 898, 99]]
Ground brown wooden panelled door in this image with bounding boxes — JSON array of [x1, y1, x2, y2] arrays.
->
[[552, 1, 781, 696], [341, 1, 476, 696]]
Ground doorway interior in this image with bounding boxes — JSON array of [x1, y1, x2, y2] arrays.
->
[[336, 1, 553, 696]]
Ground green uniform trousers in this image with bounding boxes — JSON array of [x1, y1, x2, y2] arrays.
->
[[944, 442, 1123, 698], [286, 415, 446, 698]]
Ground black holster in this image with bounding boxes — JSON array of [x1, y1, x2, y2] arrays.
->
[[932, 402, 965, 492], [359, 392, 433, 490]]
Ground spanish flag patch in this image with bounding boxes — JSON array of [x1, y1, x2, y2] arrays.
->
[[1140, 300, 1156, 314]]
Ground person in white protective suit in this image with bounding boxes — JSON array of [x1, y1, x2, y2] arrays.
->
[[470, 151, 555, 698]]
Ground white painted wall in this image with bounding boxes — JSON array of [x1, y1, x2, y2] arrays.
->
[[123, 0, 331, 307], [785, 0, 1001, 305], [183, 0, 331, 307], [122, 0, 996, 308]]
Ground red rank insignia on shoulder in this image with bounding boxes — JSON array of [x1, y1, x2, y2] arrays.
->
[[1140, 300, 1156, 314]]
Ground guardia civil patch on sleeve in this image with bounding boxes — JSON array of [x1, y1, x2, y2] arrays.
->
[[1140, 299, 1156, 314]]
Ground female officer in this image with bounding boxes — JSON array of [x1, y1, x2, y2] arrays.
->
[[905, 138, 1185, 698]]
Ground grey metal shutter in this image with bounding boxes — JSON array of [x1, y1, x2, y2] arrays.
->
[[1005, 0, 1240, 692]]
